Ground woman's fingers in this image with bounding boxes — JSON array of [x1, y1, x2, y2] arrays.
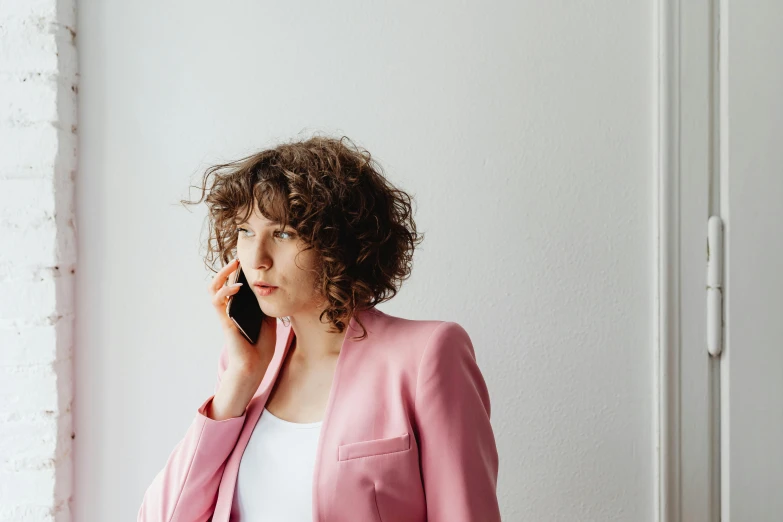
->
[[212, 281, 242, 308], [208, 258, 239, 295]]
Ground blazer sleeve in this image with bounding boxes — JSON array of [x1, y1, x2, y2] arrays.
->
[[414, 321, 502, 522], [137, 343, 247, 522]]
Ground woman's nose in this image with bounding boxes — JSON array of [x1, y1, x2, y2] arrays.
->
[[249, 243, 273, 269]]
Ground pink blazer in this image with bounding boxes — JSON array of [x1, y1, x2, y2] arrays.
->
[[137, 306, 501, 521]]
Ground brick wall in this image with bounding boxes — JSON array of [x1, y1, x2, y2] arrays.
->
[[0, 0, 77, 520]]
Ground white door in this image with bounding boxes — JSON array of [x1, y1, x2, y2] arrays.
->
[[721, 1, 783, 520]]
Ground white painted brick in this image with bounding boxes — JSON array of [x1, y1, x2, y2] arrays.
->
[[0, 417, 58, 465], [0, 504, 56, 522], [0, 324, 69, 367], [0, 0, 57, 21], [0, 76, 58, 123], [0, 178, 56, 225], [0, 277, 57, 320], [0, 365, 60, 416], [0, 19, 59, 74], [0, 220, 58, 266], [0, 124, 59, 172], [1, 0, 76, 517], [0, 468, 56, 504]]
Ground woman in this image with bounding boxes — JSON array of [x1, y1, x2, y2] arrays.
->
[[137, 135, 501, 522]]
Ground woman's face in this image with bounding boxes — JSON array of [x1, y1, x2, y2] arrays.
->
[[234, 206, 324, 318]]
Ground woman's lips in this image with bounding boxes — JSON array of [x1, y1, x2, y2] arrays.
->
[[255, 285, 278, 296]]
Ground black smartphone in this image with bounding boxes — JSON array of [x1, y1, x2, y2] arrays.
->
[[225, 264, 265, 345]]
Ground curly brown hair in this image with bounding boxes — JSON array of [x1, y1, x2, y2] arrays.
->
[[180, 134, 424, 341]]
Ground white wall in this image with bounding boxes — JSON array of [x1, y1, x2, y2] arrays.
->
[[73, 1, 655, 520]]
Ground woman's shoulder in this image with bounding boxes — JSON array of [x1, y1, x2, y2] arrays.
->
[[368, 308, 474, 360], [367, 307, 447, 337]]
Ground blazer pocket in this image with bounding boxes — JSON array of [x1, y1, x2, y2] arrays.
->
[[337, 432, 410, 461]]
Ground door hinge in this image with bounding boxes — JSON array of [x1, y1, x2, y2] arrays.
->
[[707, 216, 724, 357]]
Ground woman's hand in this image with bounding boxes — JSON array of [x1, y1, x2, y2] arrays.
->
[[206, 258, 278, 419]]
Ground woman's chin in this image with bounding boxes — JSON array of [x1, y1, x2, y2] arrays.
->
[[258, 302, 285, 319]]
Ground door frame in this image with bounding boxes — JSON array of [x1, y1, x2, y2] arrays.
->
[[656, 0, 719, 520]]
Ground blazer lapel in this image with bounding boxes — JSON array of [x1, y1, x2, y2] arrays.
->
[[211, 307, 377, 521], [212, 321, 295, 520]]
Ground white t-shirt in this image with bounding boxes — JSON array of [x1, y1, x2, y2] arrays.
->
[[230, 407, 323, 521]]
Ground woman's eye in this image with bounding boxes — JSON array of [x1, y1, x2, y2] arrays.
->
[[237, 227, 293, 240], [275, 230, 294, 240]]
